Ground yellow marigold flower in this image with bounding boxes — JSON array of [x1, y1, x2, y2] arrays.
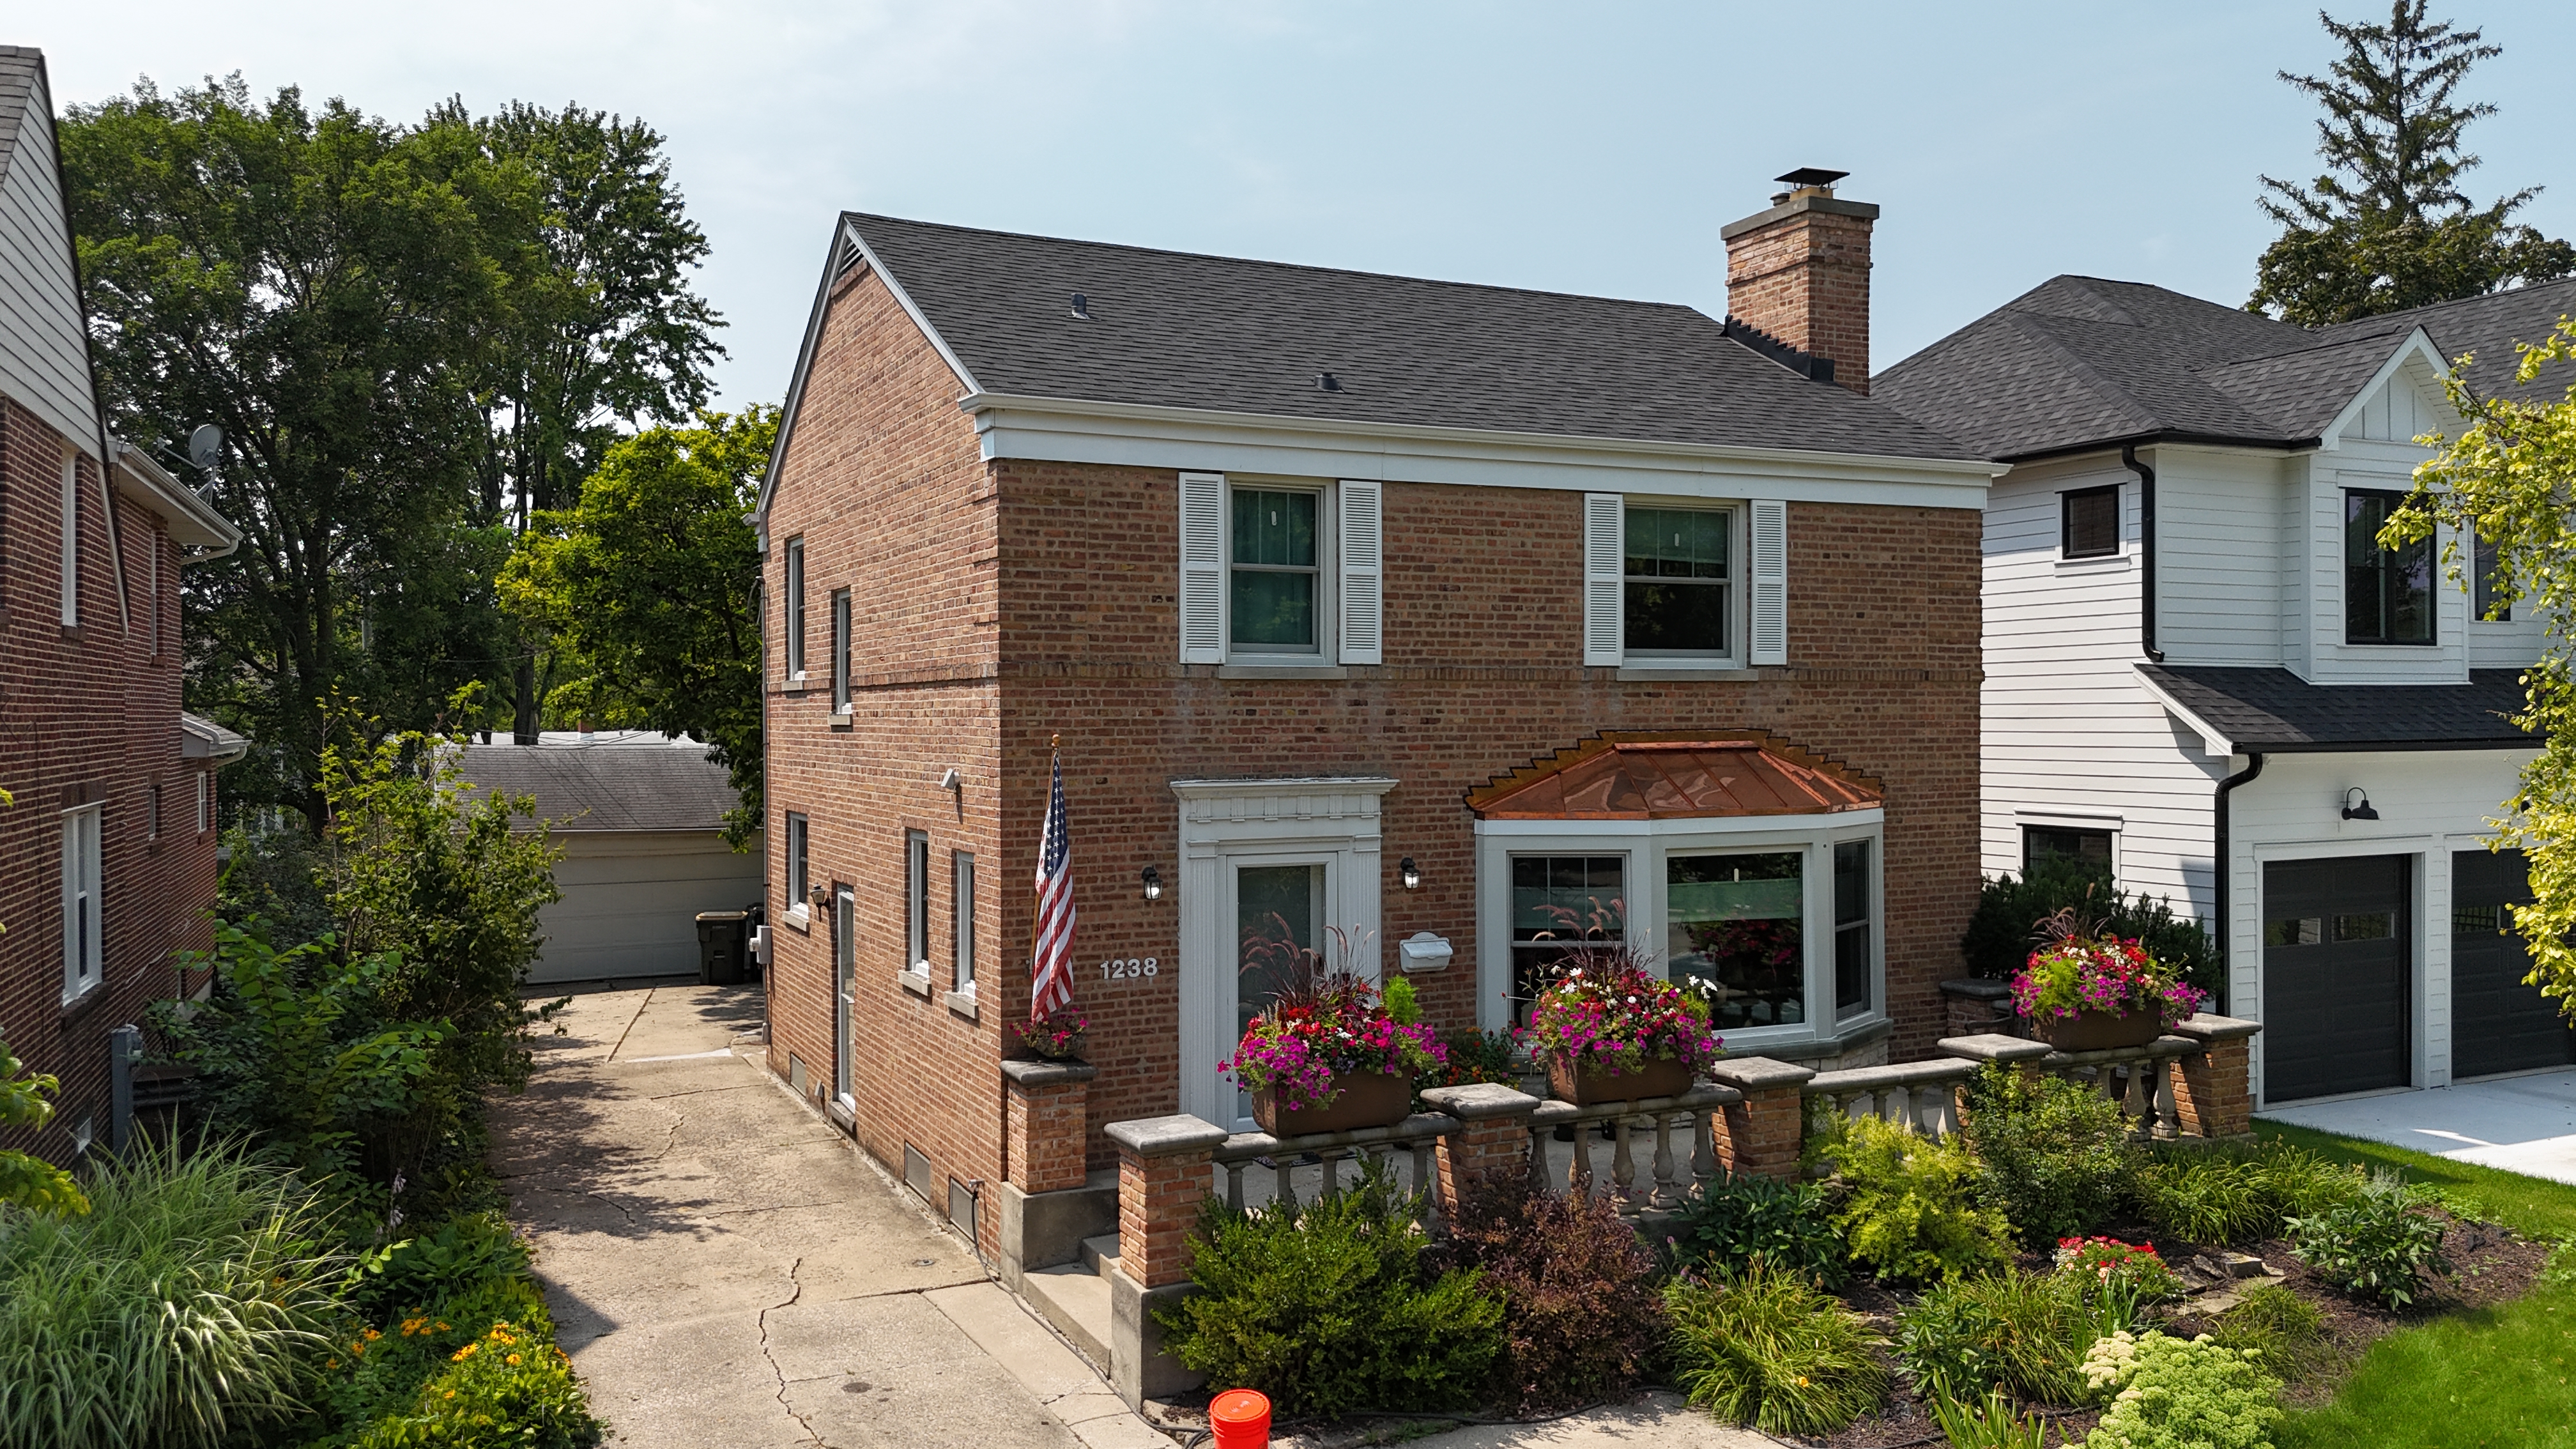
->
[[326, 1359, 340, 1370], [453, 1343, 479, 1361], [507, 1354, 521, 1365]]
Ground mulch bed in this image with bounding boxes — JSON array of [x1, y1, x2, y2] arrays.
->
[[1780, 1208, 2553, 1448]]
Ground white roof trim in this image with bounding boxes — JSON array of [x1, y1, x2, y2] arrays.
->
[[180, 711, 250, 765], [2318, 328, 2452, 454], [2131, 664, 2235, 758], [963, 392, 2004, 507], [112, 441, 240, 556]]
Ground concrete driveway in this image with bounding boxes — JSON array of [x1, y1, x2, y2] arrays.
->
[[491, 983, 1165, 1449], [2258, 1068, 2576, 1184]]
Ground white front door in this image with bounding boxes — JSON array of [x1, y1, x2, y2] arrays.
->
[[1228, 859, 1331, 1130]]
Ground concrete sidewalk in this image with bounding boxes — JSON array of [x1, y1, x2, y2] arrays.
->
[[2257, 1068, 2576, 1184], [489, 983, 1166, 1449]]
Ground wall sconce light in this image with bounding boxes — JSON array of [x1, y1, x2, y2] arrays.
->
[[809, 884, 831, 910], [1141, 865, 1164, 901], [1399, 857, 1422, 891], [2341, 788, 2380, 822], [938, 767, 962, 794]]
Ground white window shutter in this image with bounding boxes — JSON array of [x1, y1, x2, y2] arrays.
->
[[1583, 493, 1623, 666], [1338, 480, 1383, 664], [1749, 498, 1788, 666], [1179, 471, 1225, 663]]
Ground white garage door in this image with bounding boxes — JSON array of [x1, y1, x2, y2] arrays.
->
[[529, 832, 765, 985]]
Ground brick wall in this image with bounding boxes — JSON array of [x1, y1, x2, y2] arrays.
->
[[0, 396, 220, 1165], [762, 273, 1982, 1222]]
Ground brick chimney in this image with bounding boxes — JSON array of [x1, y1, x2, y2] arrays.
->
[[1722, 167, 1878, 394]]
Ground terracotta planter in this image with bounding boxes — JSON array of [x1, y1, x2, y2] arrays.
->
[[1546, 1054, 1696, 1105], [1252, 1069, 1413, 1136], [2031, 1008, 2166, 1052]]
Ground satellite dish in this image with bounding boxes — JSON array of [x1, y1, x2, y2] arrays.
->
[[186, 424, 224, 471]]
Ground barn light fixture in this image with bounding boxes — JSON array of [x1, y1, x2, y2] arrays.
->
[[1399, 857, 1422, 891], [1141, 865, 1164, 901], [2341, 787, 2380, 822]]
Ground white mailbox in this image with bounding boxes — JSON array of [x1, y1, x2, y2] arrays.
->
[[1398, 931, 1453, 972]]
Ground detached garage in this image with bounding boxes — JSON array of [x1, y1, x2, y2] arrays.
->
[[459, 736, 762, 985]]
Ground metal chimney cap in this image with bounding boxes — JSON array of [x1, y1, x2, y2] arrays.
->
[[1774, 167, 1850, 188]]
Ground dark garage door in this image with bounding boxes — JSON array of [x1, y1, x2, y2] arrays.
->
[[2452, 850, 2576, 1078], [2264, 855, 2411, 1103]]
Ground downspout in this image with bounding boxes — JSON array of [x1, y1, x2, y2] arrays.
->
[[2212, 751, 2265, 1016], [2122, 443, 2163, 662]]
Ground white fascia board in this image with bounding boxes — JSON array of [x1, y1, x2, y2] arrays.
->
[[963, 393, 2002, 510], [2317, 328, 2451, 454], [2130, 664, 2235, 758], [112, 442, 240, 556], [1473, 808, 1885, 839]]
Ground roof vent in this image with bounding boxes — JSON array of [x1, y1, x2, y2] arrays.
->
[[1070, 293, 1091, 320], [1316, 372, 1341, 392]]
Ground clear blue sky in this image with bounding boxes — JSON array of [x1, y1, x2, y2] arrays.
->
[[36, 1, 2576, 413]]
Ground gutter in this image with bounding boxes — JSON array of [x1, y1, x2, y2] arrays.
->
[[2121, 443, 2163, 663], [2211, 751, 2265, 1016]]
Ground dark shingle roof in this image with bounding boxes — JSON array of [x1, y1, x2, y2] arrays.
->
[[2140, 664, 2533, 752], [841, 213, 1977, 461], [0, 49, 39, 192], [1875, 273, 2576, 460], [457, 743, 742, 832]]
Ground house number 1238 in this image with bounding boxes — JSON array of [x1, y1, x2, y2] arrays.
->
[[1100, 957, 1158, 981]]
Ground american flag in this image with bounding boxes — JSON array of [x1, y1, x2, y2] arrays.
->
[[1031, 747, 1076, 1013]]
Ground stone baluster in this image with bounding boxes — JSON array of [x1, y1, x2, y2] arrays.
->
[[1223, 1158, 1248, 1212], [1692, 1108, 1717, 1183], [1317, 1147, 1347, 1199], [1411, 1138, 1441, 1234], [1650, 1111, 1680, 1208], [1609, 1116, 1639, 1207], [2152, 1054, 2181, 1140], [1273, 1156, 1297, 1212]]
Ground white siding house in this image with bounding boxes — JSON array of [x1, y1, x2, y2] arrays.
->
[[1881, 275, 2576, 1107]]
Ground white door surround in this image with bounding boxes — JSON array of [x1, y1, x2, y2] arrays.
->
[[1171, 776, 1396, 1129]]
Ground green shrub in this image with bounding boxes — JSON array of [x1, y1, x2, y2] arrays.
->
[[346, 1319, 598, 1449], [1961, 1063, 2140, 1245], [0, 1140, 344, 1449], [2286, 1169, 2451, 1310], [1656, 1172, 1846, 1287], [1664, 1260, 1887, 1436], [1814, 1116, 2013, 1285], [2134, 1142, 2363, 1246], [0, 1036, 87, 1216], [1897, 1271, 2099, 1407], [1962, 861, 2221, 997], [1445, 1174, 1662, 1409], [2080, 1331, 2280, 1448], [2204, 1283, 2324, 1377], [1929, 1383, 2055, 1449], [355, 1210, 533, 1319], [1158, 1161, 1502, 1417]]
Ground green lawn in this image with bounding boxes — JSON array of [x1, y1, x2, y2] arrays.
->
[[2257, 1123, 2576, 1448]]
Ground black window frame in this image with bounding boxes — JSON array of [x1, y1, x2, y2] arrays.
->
[[2023, 825, 2115, 874], [2474, 529, 2511, 622], [2060, 484, 2121, 560], [2345, 489, 2436, 646], [784, 537, 807, 676]]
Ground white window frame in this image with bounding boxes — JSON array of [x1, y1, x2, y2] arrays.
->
[[1225, 478, 1335, 664], [785, 811, 811, 923], [1181, 472, 1380, 668], [62, 804, 103, 1003], [1584, 494, 1787, 668], [952, 850, 976, 993], [783, 537, 808, 677], [903, 829, 931, 976], [197, 772, 212, 834], [149, 529, 164, 656], [830, 588, 853, 714], [59, 446, 79, 627], [1473, 810, 1885, 1048], [1617, 499, 1748, 669]]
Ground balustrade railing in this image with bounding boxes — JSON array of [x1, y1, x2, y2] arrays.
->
[[1208, 1110, 1459, 1230], [1524, 1084, 1740, 1213]]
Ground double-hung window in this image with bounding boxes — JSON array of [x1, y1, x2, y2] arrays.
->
[[2345, 489, 2434, 645], [951, 851, 976, 993], [784, 538, 808, 676], [61, 805, 103, 1002], [831, 589, 853, 713], [786, 812, 811, 914], [1583, 494, 1786, 667], [904, 831, 930, 974], [1177, 472, 1381, 666], [1833, 840, 1873, 1020]]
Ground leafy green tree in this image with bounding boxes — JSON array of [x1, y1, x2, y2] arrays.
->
[[500, 410, 773, 845], [64, 78, 506, 825], [2249, 2, 2573, 325], [420, 100, 723, 742], [0, 1039, 89, 1216], [2385, 321, 2576, 1021]]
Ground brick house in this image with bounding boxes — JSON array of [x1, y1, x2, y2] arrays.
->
[[755, 170, 1999, 1256], [0, 45, 243, 1163]]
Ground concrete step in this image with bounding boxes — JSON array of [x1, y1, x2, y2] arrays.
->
[[1078, 1232, 1121, 1276], [1022, 1262, 1112, 1372]]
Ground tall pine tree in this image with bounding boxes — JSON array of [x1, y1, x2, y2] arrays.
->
[[2250, 1, 2573, 325]]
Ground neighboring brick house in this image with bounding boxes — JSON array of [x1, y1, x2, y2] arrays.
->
[[755, 169, 1998, 1255], [0, 45, 243, 1163]]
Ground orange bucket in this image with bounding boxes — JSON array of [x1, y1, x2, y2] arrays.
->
[[1209, 1388, 1271, 1449]]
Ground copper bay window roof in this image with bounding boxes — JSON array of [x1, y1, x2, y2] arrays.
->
[[1467, 733, 1882, 820]]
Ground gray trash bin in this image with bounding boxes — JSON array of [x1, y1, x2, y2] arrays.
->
[[694, 910, 750, 985]]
